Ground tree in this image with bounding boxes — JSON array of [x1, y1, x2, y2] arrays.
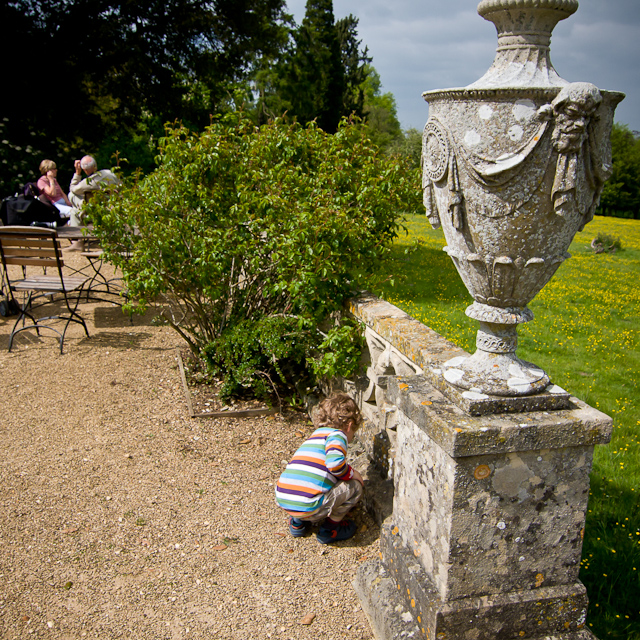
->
[[86, 114, 418, 399], [336, 15, 372, 119], [0, 0, 290, 192], [277, 0, 345, 131], [388, 128, 423, 169], [361, 66, 403, 149], [598, 123, 640, 219], [265, 2, 370, 131]]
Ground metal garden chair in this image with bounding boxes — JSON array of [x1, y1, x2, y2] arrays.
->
[[0, 226, 90, 353]]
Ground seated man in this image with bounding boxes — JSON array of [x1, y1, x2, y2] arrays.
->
[[69, 155, 119, 209], [66, 155, 119, 250]]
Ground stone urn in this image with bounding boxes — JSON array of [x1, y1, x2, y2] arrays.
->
[[422, 0, 623, 397]]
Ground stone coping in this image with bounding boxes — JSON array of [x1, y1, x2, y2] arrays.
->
[[387, 375, 611, 457], [348, 292, 574, 416], [347, 292, 466, 371]]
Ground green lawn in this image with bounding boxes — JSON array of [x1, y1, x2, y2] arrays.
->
[[375, 214, 640, 638]]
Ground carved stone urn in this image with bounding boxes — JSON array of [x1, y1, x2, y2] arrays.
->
[[422, 0, 623, 397]]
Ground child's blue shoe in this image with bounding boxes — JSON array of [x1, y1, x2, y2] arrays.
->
[[289, 517, 310, 538], [316, 518, 357, 544]]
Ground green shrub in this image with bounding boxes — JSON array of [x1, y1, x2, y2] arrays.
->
[[203, 315, 313, 401], [591, 232, 622, 253], [0, 118, 44, 195], [201, 315, 363, 401], [87, 113, 420, 398]]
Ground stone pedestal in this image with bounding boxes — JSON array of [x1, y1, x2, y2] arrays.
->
[[354, 372, 611, 640], [349, 0, 620, 631]]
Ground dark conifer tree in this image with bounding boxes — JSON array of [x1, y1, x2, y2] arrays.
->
[[282, 0, 345, 131], [262, 2, 370, 131], [336, 15, 371, 120]]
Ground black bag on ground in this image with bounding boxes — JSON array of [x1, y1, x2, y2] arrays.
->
[[0, 195, 67, 227], [0, 296, 20, 317]]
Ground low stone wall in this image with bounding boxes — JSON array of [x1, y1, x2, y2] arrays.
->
[[340, 293, 611, 640], [343, 292, 463, 482]]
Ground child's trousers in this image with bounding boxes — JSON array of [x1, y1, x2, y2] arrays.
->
[[303, 479, 363, 523]]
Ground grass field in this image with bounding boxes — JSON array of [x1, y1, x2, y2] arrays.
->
[[374, 214, 640, 638]]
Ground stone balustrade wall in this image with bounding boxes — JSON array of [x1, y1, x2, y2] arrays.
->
[[338, 292, 612, 640]]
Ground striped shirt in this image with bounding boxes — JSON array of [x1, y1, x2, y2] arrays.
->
[[275, 427, 354, 515]]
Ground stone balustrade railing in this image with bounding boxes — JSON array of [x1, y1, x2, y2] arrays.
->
[[339, 292, 611, 640]]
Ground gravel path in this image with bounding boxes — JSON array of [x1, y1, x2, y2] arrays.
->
[[0, 252, 378, 639]]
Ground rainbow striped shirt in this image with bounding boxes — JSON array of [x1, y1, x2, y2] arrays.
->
[[275, 427, 354, 515]]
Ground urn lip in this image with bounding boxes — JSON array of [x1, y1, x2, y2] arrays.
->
[[422, 86, 625, 105], [477, 0, 579, 20]]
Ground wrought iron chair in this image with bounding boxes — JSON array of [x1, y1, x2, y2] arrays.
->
[[0, 226, 90, 353]]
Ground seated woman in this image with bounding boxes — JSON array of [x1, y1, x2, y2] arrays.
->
[[36, 159, 78, 224]]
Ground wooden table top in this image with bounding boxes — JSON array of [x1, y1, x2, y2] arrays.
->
[[57, 225, 96, 240]]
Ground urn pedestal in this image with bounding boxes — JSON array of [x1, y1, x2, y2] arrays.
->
[[349, 296, 612, 640], [352, 1, 622, 638]]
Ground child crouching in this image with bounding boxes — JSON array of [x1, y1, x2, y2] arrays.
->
[[275, 393, 364, 543]]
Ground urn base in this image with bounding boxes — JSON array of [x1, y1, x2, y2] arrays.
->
[[443, 350, 550, 397], [443, 306, 550, 397]]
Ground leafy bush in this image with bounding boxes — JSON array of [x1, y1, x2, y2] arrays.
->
[[591, 232, 622, 253], [87, 113, 420, 398], [203, 316, 312, 400], [0, 118, 44, 196]]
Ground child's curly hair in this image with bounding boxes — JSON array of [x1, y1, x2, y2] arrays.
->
[[313, 393, 363, 432]]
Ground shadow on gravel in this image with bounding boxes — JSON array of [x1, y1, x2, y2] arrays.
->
[[0, 329, 43, 351], [77, 331, 154, 350], [288, 507, 382, 551], [93, 305, 157, 328]]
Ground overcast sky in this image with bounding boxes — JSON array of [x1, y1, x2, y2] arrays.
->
[[287, 0, 640, 133]]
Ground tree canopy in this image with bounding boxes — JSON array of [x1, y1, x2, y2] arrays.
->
[[0, 0, 418, 198], [598, 123, 640, 219], [360, 66, 402, 149], [286, 0, 345, 131], [254, 1, 371, 131], [0, 0, 291, 192]]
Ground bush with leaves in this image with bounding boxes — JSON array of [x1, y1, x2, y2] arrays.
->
[[590, 233, 622, 254], [87, 113, 420, 399]]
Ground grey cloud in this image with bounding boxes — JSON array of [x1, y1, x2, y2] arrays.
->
[[288, 0, 639, 131]]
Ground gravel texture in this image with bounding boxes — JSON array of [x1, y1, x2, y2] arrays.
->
[[0, 251, 378, 639]]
